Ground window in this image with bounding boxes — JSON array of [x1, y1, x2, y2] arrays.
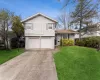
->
[[47, 23, 55, 30], [25, 23, 33, 30]]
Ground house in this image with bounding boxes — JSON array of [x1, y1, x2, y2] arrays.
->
[[22, 13, 57, 50], [22, 13, 77, 50], [75, 22, 100, 38]]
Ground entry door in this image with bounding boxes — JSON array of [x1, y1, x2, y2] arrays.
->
[[28, 37, 40, 49]]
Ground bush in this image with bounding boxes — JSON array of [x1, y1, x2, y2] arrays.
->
[[75, 40, 85, 46], [11, 37, 18, 48], [11, 37, 25, 49], [61, 39, 74, 46], [0, 40, 5, 50], [75, 36, 100, 48]]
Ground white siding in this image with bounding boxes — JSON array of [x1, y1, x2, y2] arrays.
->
[[56, 34, 75, 46], [68, 34, 75, 40], [97, 31, 100, 36], [24, 15, 55, 37], [56, 34, 61, 46], [75, 34, 79, 38]]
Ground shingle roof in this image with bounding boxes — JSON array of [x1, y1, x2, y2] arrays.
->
[[21, 13, 58, 23], [55, 29, 78, 34]]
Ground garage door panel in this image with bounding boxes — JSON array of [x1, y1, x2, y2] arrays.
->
[[28, 37, 40, 49], [41, 37, 53, 49]]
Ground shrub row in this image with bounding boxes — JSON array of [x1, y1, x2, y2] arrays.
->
[[75, 36, 100, 48], [0, 37, 25, 49], [11, 37, 25, 49], [60, 39, 74, 46]]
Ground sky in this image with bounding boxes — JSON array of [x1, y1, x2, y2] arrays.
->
[[0, 0, 99, 28], [0, 0, 68, 20]]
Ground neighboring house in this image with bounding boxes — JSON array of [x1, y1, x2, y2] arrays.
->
[[75, 23, 100, 38], [22, 13, 77, 49]]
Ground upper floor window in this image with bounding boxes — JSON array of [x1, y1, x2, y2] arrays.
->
[[25, 23, 33, 30], [47, 23, 55, 30]]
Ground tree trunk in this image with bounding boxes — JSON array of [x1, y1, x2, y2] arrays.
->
[[3, 21, 6, 49], [79, 1, 83, 41], [17, 35, 21, 51], [6, 21, 9, 49], [3, 20, 10, 50], [79, 20, 82, 40]]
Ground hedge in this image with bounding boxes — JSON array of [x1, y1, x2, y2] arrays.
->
[[11, 37, 25, 49], [75, 36, 100, 48]]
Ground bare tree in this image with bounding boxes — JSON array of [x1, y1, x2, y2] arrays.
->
[[0, 8, 14, 49], [58, 10, 72, 29]]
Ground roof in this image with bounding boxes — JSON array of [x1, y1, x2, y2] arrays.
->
[[21, 13, 58, 23], [55, 29, 78, 34]]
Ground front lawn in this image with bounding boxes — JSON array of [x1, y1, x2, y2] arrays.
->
[[0, 48, 24, 64], [54, 46, 100, 80]]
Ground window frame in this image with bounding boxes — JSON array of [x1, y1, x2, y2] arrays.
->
[[25, 23, 33, 30], [47, 23, 55, 30]]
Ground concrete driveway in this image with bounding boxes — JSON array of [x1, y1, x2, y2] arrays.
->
[[0, 50, 58, 80]]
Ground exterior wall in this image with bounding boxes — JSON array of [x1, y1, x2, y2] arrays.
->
[[97, 31, 100, 36], [56, 34, 75, 46], [56, 34, 62, 46], [69, 34, 75, 40], [25, 37, 29, 49], [75, 34, 79, 38], [24, 15, 55, 37]]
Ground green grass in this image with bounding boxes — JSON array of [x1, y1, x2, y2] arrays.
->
[[54, 46, 100, 80], [0, 48, 24, 64]]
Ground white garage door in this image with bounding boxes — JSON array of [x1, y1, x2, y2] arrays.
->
[[28, 37, 40, 49], [41, 37, 53, 49], [26, 37, 54, 49]]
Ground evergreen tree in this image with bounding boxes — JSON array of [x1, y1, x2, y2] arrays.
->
[[71, 0, 98, 39]]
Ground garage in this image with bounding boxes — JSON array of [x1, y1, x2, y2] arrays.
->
[[28, 37, 40, 49], [25, 37, 54, 49]]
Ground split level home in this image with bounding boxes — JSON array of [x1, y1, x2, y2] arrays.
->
[[22, 13, 78, 50]]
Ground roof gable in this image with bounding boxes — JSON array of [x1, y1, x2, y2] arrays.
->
[[22, 13, 58, 23]]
